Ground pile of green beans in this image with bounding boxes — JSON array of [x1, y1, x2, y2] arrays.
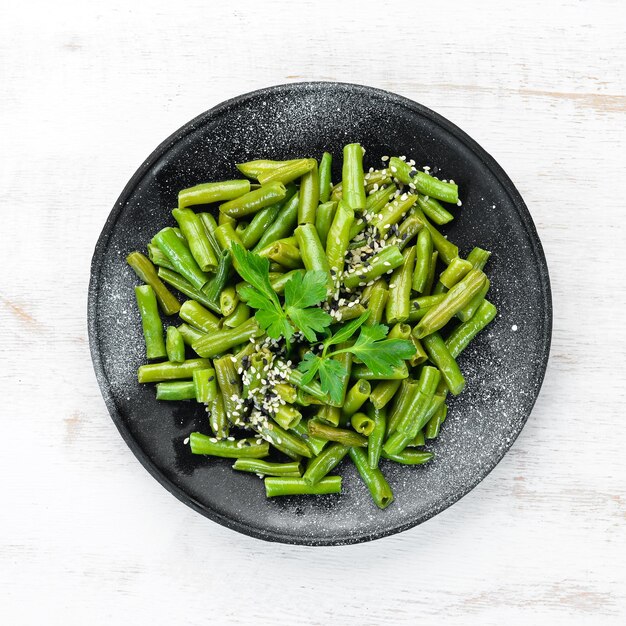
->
[[127, 146, 497, 509]]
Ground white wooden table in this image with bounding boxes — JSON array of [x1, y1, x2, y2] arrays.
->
[[2, 0, 625, 623]]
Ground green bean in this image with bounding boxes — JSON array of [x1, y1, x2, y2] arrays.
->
[[208, 390, 229, 439], [349, 447, 394, 509], [291, 420, 328, 457], [214, 222, 245, 254], [137, 358, 211, 383], [342, 143, 367, 211], [179, 300, 220, 333], [294, 223, 333, 290], [318, 151, 333, 202], [351, 412, 375, 436], [258, 158, 316, 186], [335, 303, 365, 321], [422, 250, 439, 296], [367, 405, 386, 469], [407, 294, 447, 322], [262, 241, 302, 269], [382, 449, 434, 465], [273, 382, 297, 404], [252, 192, 299, 252], [222, 301, 251, 328], [257, 420, 312, 460], [308, 420, 368, 447], [416, 194, 454, 225], [274, 404, 302, 430], [386, 246, 416, 324], [409, 430, 426, 447], [197, 212, 223, 258], [373, 193, 417, 236], [315, 201, 337, 248], [414, 269, 487, 338], [466, 246, 492, 271], [349, 184, 398, 240], [266, 269, 306, 294], [177, 323, 206, 346], [147, 243, 175, 271], [218, 212, 236, 227], [352, 361, 409, 380], [370, 379, 401, 410], [219, 181, 287, 219], [303, 443, 349, 486], [134, 285, 166, 359], [178, 180, 251, 207], [219, 285, 239, 317], [236, 159, 303, 180], [386, 379, 419, 435], [431, 281, 448, 295], [239, 193, 290, 250], [341, 380, 371, 420], [284, 367, 338, 406], [457, 278, 490, 323], [343, 245, 404, 290], [165, 325, 185, 362], [365, 280, 388, 326], [440, 258, 473, 289], [316, 404, 341, 428], [155, 381, 197, 401], [421, 332, 465, 395], [395, 214, 424, 250], [233, 459, 302, 477], [192, 318, 262, 358], [412, 228, 433, 293], [152, 227, 211, 291], [265, 476, 341, 497], [389, 157, 458, 204], [388, 323, 412, 340], [445, 300, 498, 358], [190, 433, 269, 458], [157, 267, 220, 314], [235, 221, 249, 237], [298, 161, 319, 224], [409, 334, 428, 367], [126, 252, 180, 316], [192, 368, 217, 404], [172, 208, 218, 272], [425, 403, 448, 439], [213, 353, 243, 423], [326, 200, 355, 273], [412, 208, 458, 265]]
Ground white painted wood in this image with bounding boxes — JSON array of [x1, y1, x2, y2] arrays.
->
[[1, 0, 625, 623]]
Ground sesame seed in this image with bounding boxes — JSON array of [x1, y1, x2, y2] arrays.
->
[[381, 156, 389, 161], [183, 437, 189, 445]]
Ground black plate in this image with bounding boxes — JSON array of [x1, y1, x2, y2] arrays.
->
[[88, 82, 551, 545]]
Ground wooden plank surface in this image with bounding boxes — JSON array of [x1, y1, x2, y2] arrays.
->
[[1, 0, 625, 623]]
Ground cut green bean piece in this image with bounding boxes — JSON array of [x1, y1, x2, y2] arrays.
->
[[138, 358, 211, 383], [412, 228, 433, 293], [386, 246, 416, 324], [219, 181, 287, 219], [457, 278, 490, 323], [395, 214, 424, 250], [308, 420, 368, 447], [351, 361, 408, 380], [265, 476, 341, 497], [343, 245, 404, 289], [389, 157, 458, 204], [422, 251, 439, 297], [208, 391, 229, 439], [445, 300, 498, 358], [155, 381, 196, 401], [127, 252, 181, 316], [351, 412, 375, 436], [303, 443, 349, 486], [326, 200, 355, 273], [342, 143, 367, 211], [193, 368, 217, 404], [382, 449, 434, 465], [291, 421, 328, 457], [316, 404, 341, 427], [258, 158, 316, 186], [261, 241, 302, 269], [134, 285, 166, 360], [274, 404, 302, 430], [213, 354, 243, 423], [341, 380, 371, 419], [298, 161, 319, 224], [388, 323, 412, 340], [315, 201, 337, 248], [421, 332, 465, 395], [414, 269, 487, 338], [365, 280, 388, 326], [266, 269, 306, 294], [252, 192, 300, 252], [373, 194, 417, 236], [367, 405, 387, 469], [179, 299, 220, 333], [178, 180, 250, 207], [236, 159, 303, 180], [409, 333, 428, 367], [370, 379, 401, 410], [165, 325, 185, 362], [318, 151, 333, 203], [177, 323, 206, 346], [193, 318, 262, 359], [349, 447, 394, 509], [440, 258, 473, 289], [294, 223, 333, 290], [239, 187, 296, 249], [172, 208, 218, 271], [157, 267, 221, 314], [412, 208, 458, 265], [466, 246, 491, 271], [257, 420, 312, 460], [407, 293, 447, 322], [416, 194, 454, 225], [219, 285, 239, 317], [147, 243, 175, 271], [190, 433, 269, 458], [233, 459, 302, 477], [409, 430, 426, 447], [152, 227, 211, 291], [223, 301, 251, 328], [386, 379, 419, 435], [425, 403, 448, 439]]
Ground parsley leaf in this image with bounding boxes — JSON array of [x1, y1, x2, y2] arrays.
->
[[298, 352, 323, 385], [323, 310, 370, 348], [284, 270, 328, 309], [317, 358, 348, 404], [346, 324, 416, 375], [231, 244, 279, 306], [288, 307, 332, 342]]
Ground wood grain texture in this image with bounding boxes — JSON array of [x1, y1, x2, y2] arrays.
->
[[1, 0, 625, 624]]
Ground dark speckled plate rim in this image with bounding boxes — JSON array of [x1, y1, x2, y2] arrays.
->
[[88, 81, 552, 546]]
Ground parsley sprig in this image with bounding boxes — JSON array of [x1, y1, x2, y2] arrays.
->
[[231, 244, 332, 342], [298, 311, 416, 403]]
